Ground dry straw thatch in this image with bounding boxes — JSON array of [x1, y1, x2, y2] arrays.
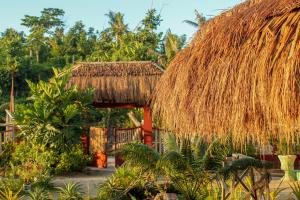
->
[[153, 0, 300, 145], [67, 61, 163, 106]]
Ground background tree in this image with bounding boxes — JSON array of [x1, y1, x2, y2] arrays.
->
[[21, 8, 65, 63], [0, 29, 25, 112], [161, 29, 186, 66]]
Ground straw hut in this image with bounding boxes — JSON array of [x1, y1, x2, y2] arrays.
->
[[153, 0, 300, 145], [67, 61, 163, 107]]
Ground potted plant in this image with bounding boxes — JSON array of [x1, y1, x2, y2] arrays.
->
[[276, 138, 299, 181]]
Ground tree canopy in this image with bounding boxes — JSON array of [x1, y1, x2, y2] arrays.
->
[[0, 7, 187, 122]]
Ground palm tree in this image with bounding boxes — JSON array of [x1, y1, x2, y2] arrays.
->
[[5, 57, 19, 113], [163, 29, 186, 64], [105, 11, 128, 43], [183, 10, 206, 28]]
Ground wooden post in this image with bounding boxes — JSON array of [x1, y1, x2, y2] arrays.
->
[[143, 106, 152, 146]]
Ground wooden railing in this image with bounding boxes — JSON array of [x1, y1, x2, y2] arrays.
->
[[0, 110, 18, 151], [114, 126, 167, 154]]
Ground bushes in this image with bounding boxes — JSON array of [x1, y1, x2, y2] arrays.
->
[[14, 68, 93, 153], [55, 145, 92, 174], [97, 166, 156, 200], [11, 142, 91, 176], [6, 68, 94, 177], [0, 142, 15, 168]]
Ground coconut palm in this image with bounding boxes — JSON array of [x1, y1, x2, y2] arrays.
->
[[163, 29, 186, 64], [183, 9, 206, 28], [105, 11, 128, 43]]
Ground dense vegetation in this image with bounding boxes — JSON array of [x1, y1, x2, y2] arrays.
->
[[0, 8, 186, 122]]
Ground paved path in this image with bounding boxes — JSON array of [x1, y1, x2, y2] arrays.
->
[[52, 157, 116, 198]]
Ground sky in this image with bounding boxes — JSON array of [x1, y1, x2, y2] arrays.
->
[[0, 0, 243, 39]]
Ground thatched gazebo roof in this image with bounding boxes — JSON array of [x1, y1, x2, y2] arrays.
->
[[68, 61, 163, 107], [153, 0, 300, 144]]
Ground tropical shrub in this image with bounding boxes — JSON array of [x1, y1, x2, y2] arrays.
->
[[0, 142, 15, 168], [14, 68, 93, 153], [12, 68, 93, 175], [98, 135, 229, 200], [97, 166, 155, 200], [55, 144, 92, 174]]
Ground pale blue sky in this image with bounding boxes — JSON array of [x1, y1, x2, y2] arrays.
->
[[0, 0, 243, 38]]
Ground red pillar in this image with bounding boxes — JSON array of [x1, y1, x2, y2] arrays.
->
[[143, 106, 152, 146]]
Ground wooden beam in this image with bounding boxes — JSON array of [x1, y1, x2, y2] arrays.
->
[[92, 102, 144, 108]]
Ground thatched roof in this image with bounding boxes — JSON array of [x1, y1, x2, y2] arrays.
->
[[68, 61, 163, 106], [153, 0, 300, 144]]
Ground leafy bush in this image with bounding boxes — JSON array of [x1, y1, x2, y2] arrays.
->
[[97, 166, 154, 200], [12, 68, 93, 176], [55, 145, 91, 174], [98, 136, 229, 200], [0, 142, 15, 168], [14, 68, 93, 153]]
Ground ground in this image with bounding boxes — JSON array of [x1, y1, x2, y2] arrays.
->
[[52, 157, 115, 198]]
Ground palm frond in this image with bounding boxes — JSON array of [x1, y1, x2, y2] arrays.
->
[[121, 142, 160, 171], [183, 20, 199, 28], [163, 133, 179, 153]]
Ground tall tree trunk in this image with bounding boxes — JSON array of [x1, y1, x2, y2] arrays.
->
[[35, 50, 39, 63], [29, 49, 33, 65], [10, 72, 15, 113]]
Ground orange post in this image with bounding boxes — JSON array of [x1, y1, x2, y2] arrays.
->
[[143, 106, 152, 146]]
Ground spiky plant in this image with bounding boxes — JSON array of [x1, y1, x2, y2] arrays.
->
[[56, 182, 84, 200], [290, 182, 300, 200], [119, 135, 229, 200], [0, 185, 23, 200], [27, 187, 49, 200]]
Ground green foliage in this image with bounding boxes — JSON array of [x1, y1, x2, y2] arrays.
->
[[0, 142, 15, 168], [15, 68, 93, 152], [55, 145, 92, 174], [103, 136, 230, 200], [0, 185, 23, 200], [290, 182, 300, 200], [0, 178, 24, 196], [121, 142, 160, 173], [27, 187, 50, 200], [97, 166, 153, 200], [183, 10, 206, 28], [57, 182, 84, 200]]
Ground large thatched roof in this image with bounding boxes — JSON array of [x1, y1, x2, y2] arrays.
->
[[153, 0, 300, 144], [68, 61, 163, 107]]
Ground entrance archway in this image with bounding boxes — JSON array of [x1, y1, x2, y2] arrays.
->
[[67, 61, 163, 166]]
